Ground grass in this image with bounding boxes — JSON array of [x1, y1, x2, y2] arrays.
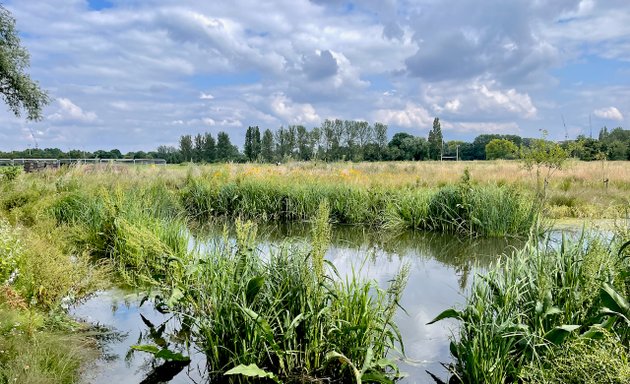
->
[[0, 161, 627, 382], [431, 228, 630, 383]]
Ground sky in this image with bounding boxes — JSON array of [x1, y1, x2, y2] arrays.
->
[[1, 0, 629, 152]]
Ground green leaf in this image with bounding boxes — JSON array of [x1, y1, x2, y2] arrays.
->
[[543, 325, 580, 345], [245, 276, 265, 304], [154, 348, 191, 362], [130, 344, 160, 355], [225, 364, 280, 383], [449, 341, 459, 359], [166, 287, 184, 308], [543, 307, 562, 317], [360, 346, 374, 374], [427, 309, 462, 325], [600, 308, 630, 325], [600, 283, 629, 315], [361, 370, 394, 384]]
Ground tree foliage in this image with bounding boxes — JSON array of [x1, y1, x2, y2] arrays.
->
[[485, 139, 519, 160], [0, 6, 49, 120], [427, 117, 443, 160]]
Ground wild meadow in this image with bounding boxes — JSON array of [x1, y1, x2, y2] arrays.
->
[[0, 160, 628, 383]]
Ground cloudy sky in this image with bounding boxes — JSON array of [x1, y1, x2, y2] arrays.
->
[[1, 0, 628, 152]]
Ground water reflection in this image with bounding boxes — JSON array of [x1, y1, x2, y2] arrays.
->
[[74, 223, 525, 384], [192, 222, 524, 383], [70, 289, 206, 384]]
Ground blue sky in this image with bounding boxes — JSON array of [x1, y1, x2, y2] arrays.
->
[[0, 0, 628, 152]]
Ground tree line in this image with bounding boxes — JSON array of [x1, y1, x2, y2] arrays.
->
[[1, 121, 628, 163]]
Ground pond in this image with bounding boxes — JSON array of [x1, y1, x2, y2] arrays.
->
[[72, 223, 527, 383]]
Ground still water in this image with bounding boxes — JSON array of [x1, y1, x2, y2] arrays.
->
[[72, 223, 526, 383]]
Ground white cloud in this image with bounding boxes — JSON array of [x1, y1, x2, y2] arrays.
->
[[473, 82, 537, 119], [373, 103, 433, 129], [270, 93, 320, 125], [593, 106, 624, 121], [200, 93, 214, 100], [49, 98, 98, 123]]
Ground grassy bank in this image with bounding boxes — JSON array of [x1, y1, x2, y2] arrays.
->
[[0, 216, 104, 383], [431, 226, 630, 383], [1, 165, 412, 382]]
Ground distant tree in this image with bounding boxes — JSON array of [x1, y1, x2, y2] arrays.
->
[[485, 139, 519, 160], [216, 131, 238, 162], [244, 126, 254, 161], [355, 121, 371, 161], [0, 6, 50, 120], [261, 129, 274, 162], [179, 135, 193, 162], [373, 122, 388, 160], [296, 125, 311, 161], [310, 127, 323, 160], [157, 145, 181, 163], [274, 126, 287, 160], [468, 134, 522, 160], [607, 140, 629, 160], [203, 132, 216, 162], [286, 125, 297, 157], [520, 131, 568, 199], [427, 117, 443, 160], [193, 133, 205, 162], [252, 126, 261, 160]]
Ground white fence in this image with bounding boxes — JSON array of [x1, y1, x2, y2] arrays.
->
[[0, 158, 167, 166]]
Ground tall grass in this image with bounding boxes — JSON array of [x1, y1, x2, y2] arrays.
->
[[166, 206, 409, 382], [431, 231, 630, 383], [180, 171, 536, 237]]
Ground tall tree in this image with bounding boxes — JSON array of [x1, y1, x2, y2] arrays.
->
[[252, 126, 261, 160], [296, 125, 311, 161], [216, 131, 237, 162], [427, 117, 443, 160], [244, 126, 254, 161], [179, 134, 193, 162], [203, 132, 216, 162], [373, 122, 388, 160], [0, 6, 49, 120], [261, 129, 275, 163], [193, 133, 204, 162]]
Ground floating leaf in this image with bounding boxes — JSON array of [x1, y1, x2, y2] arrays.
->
[[154, 348, 191, 362], [131, 344, 160, 355], [225, 363, 280, 383]]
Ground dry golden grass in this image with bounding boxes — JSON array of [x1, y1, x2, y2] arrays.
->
[[44, 160, 630, 219]]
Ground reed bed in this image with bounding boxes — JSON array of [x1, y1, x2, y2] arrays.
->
[[431, 230, 630, 383]]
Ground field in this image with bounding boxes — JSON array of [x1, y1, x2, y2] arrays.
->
[[0, 160, 628, 383]]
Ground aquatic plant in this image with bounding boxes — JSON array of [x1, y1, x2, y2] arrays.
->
[[430, 232, 630, 383]]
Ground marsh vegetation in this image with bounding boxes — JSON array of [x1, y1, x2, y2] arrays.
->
[[0, 161, 628, 383]]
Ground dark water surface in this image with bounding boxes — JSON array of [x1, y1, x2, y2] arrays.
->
[[73, 223, 526, 383]]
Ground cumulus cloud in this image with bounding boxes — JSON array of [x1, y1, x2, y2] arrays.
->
[[270, 93, 320, 125], [49, 98, 98, 123], [593, 106, 624, 121], [373, 103, 433, 129], [0, 0, 628, 151], [473, 83, 537, 119], [302, 49, 338, 80]]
